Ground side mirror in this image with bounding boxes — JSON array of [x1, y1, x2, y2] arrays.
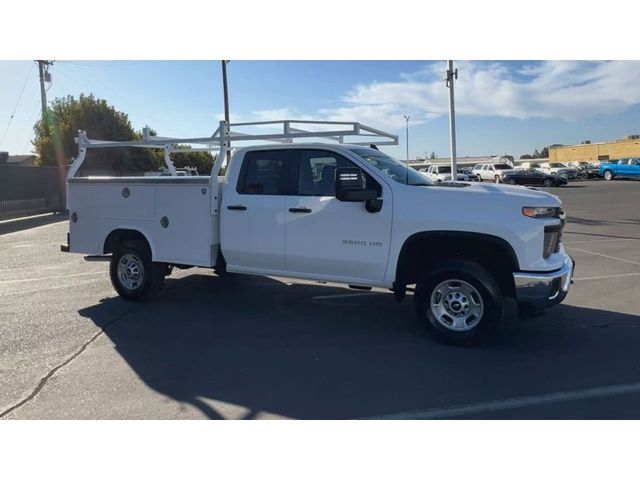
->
[[335, 167, 382, 213], [335, 167, 377, 202]]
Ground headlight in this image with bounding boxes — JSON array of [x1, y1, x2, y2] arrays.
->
[[522, 207, 560, 218]]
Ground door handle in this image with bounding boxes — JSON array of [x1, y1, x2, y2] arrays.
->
[[289, 207, 312, 213], [227, 205, 247, 211]]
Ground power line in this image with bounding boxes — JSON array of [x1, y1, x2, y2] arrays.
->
[[0, 62, 35, 149], [61, 60, 150, 68]]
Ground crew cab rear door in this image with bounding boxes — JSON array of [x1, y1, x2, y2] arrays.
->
[[220, 149, 293, 272], [284, 149, 392, 284]]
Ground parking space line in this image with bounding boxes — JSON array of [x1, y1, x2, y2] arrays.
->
[[567, 247, 640, 267], [365, 381, 640, 419], [0, 278, 104, 297], [574, 272, 640, 281], [0, 271, 103, 285], [564, 238, 639, 245]]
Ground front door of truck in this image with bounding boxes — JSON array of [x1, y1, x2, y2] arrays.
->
[[220, 149, 293, 273], [284, 149, 392, 284]]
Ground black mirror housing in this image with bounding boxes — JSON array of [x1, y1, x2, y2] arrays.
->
[[335, 167, 378, 202]]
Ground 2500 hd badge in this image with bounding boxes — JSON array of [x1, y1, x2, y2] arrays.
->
[[342, 240, 383, 247]]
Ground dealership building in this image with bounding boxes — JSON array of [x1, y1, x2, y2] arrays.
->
[[549, 135, 640, 163]]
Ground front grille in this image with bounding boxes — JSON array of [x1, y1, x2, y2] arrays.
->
[[542, 208, 564, 258], [543, 218, 564, 258]]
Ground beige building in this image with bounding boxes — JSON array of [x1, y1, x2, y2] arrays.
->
[[549, 135, 640, 163]]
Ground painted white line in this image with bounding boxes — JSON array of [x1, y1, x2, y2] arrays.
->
[[366, 381, 640, 419], [0, 271, 103, 285], [568, 247, 640, 267], [0, 278, 104, 297], [574, 272, 640, 281], [564, 238, 639, 245], [311, 292, 383, 300]]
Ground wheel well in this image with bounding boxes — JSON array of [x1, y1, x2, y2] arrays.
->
[[395, 231, 519, 298], [103, 229, 150, 255]]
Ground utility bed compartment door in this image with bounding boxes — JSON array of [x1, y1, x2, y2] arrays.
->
[[153, 183, 213, 266]]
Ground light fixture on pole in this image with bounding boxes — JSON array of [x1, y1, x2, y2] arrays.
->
[[403, 115, 410, 161], [445, 60, 458, 177]]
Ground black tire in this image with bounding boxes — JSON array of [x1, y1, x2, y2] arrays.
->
[[494, 175, 501, 183], [543, 178, 553, 187], [507, 178, 516, 185], [477, 176, 483, 182], [109, 240, 166, 301], [603, 170, 613, 181], [414, 260, 504, 346]]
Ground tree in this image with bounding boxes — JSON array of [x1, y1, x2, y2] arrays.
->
[[533, 149, 540, 159], [539, 146, 549, 159], [169, 146, 215, 174], [33, 94, 162, 174], [520, 154, 533, 160]]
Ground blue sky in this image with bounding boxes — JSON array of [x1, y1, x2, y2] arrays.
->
[[1, 60, 639, 159]]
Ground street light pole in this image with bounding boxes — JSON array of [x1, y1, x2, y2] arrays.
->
[[221, 60, 230, 125], [445, 60, 458, 178], [221, 60, 231, 162], [403, 115, 410, 161]]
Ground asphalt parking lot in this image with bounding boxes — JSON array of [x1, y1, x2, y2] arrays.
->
[[1, 179, 640, 419]]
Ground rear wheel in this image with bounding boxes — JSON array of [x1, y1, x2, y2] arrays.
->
[[507, 178, 516, 185], [477, 176, 483, 182], [494, 175, 501, 183], [603, 170, 614, 181], [110, 240, 166, 301], [543, 178, 553, 187], [414, 260, 504, 346]]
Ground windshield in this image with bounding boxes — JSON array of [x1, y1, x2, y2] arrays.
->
[[352, 148, 432, 186], [494, 164, 512, 170]]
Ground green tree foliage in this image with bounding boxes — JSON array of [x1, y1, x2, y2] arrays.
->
[[169, 146, 215, 174], [539, 146, 549, 159], [33, 94, 162, 174], [520, 154, 533, 159]]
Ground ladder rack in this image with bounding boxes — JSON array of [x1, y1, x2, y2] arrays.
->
[[68, 120, 399, 178]]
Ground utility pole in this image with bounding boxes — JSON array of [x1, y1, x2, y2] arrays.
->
[[221, 60, 231, 163], [37, 60, 53, 130], [445, 60, 458, 177], [403, 115, 410, 161]]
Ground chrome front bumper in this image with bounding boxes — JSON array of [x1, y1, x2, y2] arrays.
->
[[513, 253, 574, 311]]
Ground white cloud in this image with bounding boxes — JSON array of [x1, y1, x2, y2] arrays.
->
[[245, 61, 640, 131]]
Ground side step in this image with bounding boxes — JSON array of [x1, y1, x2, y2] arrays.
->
[[348, 285, 372, 291], [84, 255, 111, 262]]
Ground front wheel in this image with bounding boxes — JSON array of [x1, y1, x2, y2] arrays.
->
[[603, 170, 614, 181], [543, 178, 553, 187], [110, 241, 166, 301], [414, 260, 504, 346], [507, 178, 516, 185]]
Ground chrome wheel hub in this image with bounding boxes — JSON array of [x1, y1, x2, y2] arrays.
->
[[430, 279, 484, 332], [117, 253, 144, 290]]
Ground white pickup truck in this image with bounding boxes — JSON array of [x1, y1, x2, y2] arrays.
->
[[420, 165, 469, 182], [62, 120, 574, 345]]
